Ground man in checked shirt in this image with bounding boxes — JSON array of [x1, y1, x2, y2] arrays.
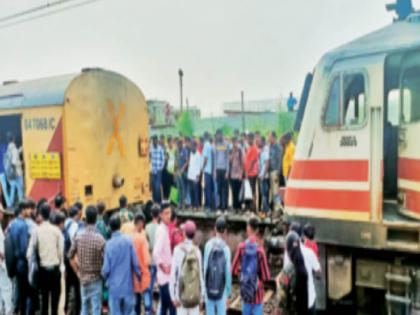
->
[[231, 216, 271, 315], [68, 205, 105, 315]]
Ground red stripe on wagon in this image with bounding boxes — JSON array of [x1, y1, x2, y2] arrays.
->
[[290, 160, 369, 182], [399, 158, 420, 182], [285, 187, 370, 212]]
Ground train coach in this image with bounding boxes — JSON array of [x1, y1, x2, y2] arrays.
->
[[0, 68, 150, 210]]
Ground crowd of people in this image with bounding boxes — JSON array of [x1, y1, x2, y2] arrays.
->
[[149, 129, 296, 215], [0, 192, 322, 315]]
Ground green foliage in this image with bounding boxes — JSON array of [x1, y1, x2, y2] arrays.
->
[[176, 111, 194, 137], [277, 112, 294, 136], [221, 124, 233, 137]]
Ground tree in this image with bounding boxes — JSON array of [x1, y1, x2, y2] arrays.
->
[[176, 111, 194, 137]]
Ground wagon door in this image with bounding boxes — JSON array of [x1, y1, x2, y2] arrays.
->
[[398, 52, 420, 219]]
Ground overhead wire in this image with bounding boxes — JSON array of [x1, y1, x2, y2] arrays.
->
[[0, 0, 103, 30], [0, 0, 82, 23]]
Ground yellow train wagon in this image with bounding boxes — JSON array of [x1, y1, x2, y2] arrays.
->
[[0, 68, 150, 210]]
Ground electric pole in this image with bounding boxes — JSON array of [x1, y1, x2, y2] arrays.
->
[[178, 68, 184, 112], [241, 91, 245, 132]]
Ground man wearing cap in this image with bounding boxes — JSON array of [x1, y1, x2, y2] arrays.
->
[[169, 220, 204, 315], [203, 217, 231, 315], [153, 203, 176, 315]]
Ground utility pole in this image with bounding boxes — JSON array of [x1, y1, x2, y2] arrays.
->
[[241, 91, 245, 132], [178, 68, 184, 112], [186, 97, 189, 111]]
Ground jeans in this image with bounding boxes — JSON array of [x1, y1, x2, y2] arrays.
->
[[151, 171, 162, 204], [189, 180, 199, 208], [259, 178, 270, 212], [39, 266, 61, 315], [0, 174, 24, 208], [159, 284, 175, 315], [204, 173, 215, 210], [109, 295, 135, 315], [65, 260, 81, 314], [16, 269, 36, 315], [80, 280, 102, 315], [184, 175, 191, 206], [216, 170, 228, 210], [135, 290, 152, 315], [206, 297, 226, 315], [230, 179, 242, 211], [175, 174, 185, 208], [149, 265, 157, 292], [242, 303, 263, 315]]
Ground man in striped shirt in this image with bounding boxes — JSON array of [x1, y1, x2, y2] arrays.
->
[[231, 216, 270, 315]]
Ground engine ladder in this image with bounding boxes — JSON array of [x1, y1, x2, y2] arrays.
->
[[385, 269, 411, 315]]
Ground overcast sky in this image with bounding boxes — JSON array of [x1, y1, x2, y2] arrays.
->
[[0, 0, 414, 116]]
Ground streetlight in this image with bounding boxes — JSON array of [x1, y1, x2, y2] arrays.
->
[[178, 68, 184, 112]]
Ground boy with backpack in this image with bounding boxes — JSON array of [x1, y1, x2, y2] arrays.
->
[[231, 216, 270, 315], [203, 216, 231, 315], [169, 220, 204, 315]]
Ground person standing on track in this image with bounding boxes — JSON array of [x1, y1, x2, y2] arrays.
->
[[152, 203, 176, 315], [145, 204, 160, 309], [229, 137, 244, 213], [231, 216, 270, 315], [150, 135, 165, 204], [244, 133, 259, 212], [68, 205, 105, 315], [132, 211, 152, 315], [203, 216, 231, 315], [102, 214, 140, 315], [28, 203, 64, 315], [169, 220, 204, 315], [214, 130, 230, 212], [202, 132, 215, 212]]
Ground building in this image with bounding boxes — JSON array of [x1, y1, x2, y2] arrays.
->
[[147, 99, 175, 127], [222, 98, 287, 116]]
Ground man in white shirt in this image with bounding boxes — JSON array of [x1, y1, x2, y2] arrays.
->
[[282, 222, 321, 312], [169, 220, 204, 315], [187, 141, 202, 210], [27, 203, 64, 315]]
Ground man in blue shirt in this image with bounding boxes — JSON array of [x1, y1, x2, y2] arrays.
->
[[287, 92, 298, 112], [203, 217, 231, 315], [8, 199, 35, 315], [149, 135, 165, 204], [201, 132, 214, 211], [102, 214, 141, 315]]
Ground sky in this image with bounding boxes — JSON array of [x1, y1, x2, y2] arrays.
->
[[0, 0, 415, 116]]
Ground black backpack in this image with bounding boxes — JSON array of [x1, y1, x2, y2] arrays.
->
[[205, 241, 227, 300], [240, 241, 259, 303], [4, 231, 16, 278]]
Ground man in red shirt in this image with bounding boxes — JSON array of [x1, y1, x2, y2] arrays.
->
[[231, 216, 270, 315], [244, 133, 259, 211]]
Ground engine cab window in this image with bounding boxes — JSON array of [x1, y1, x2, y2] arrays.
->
[[401, 66, 420, 123], [323, 72, 366, 128], [324, 76, 341, 126], [344, 74, 366, 126], [387, 90, 400, 126]]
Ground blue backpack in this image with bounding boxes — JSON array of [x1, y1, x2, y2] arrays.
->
[[205, 241, 227, 300], [240, 241, 259, 303]]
